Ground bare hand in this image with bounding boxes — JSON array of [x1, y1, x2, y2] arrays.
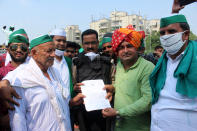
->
[[106, 92, 113, 102], [172, 0, 185, 13], [74, 83, 84, 93], [102, 108, 117, 118], [103, 85, 114, 102], [69, 93, 85, 107], [0, 80, 21, 110], [103, 85, 115, 93]]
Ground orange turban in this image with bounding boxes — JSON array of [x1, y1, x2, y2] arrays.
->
[[111, 28, 143, 52]]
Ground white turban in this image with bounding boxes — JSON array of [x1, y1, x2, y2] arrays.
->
[[50, 28, 66, 37]]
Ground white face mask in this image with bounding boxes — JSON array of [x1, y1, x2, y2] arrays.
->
[[160, 31, 186, 55], [85, 52, 99, 61], [55, 49, 64, 56]]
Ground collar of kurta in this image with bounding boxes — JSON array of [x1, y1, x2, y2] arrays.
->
[[118, 56, 141, 72]]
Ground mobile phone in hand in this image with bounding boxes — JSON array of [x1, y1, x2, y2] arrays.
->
[[179, 0, 196, 6]]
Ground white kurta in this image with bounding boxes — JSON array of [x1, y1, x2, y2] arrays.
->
[[8, 58, 72, 131], [53, 56, 70, 99], [151, 53, 197, 131], [3, 56, 30, 81]]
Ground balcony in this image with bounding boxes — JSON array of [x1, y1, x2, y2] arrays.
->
[[99, 24, 108, 29], [75, 33, 80, 36], [75, 37, 80, 40]]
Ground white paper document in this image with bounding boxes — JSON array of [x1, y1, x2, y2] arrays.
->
[[81, 79, 111, 112]]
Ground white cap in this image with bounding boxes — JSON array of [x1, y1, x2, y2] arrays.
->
[[50, 28, 66, 37]]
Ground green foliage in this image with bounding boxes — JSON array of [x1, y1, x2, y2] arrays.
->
[[99, 28, 108, 33], [145, 31, 160, 53], [189, 31, 197, 40]]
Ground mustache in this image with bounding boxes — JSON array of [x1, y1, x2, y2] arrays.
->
[[87, 48, 94, 51], [47, 57, 54, 61], [15, 52, 24, 55]]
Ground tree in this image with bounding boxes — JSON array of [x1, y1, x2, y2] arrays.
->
[[189, 31, 197, 40], [145, 31, 160, 53]]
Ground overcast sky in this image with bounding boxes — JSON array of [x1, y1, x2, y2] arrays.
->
[[0, 0, 196, 44]]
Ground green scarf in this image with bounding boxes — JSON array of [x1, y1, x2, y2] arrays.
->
[[64, 56, 76, 98], [150, 40, 197, 104]]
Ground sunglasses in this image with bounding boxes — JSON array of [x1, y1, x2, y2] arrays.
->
[[9, 44, 28, 52], [102, 45, 112, 51]]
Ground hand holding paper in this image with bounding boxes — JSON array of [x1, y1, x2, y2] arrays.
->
[[81, 79, 111, 112]]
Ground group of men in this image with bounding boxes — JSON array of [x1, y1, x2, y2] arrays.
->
[[0, 28, 85, 131], [0, 1, 197, 130]]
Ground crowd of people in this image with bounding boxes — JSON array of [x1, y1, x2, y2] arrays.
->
[[0, 0, 197, 131]]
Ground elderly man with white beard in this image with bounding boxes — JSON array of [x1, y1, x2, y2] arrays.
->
[[8, 35, 84, 131]]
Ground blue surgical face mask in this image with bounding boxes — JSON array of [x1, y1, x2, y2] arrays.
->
[[160, 31, 186, 55]]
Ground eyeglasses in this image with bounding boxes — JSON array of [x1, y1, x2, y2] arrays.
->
[[83, 41, 98, 45], [9, 44, 28, 52], [102, 45, 112, 51]]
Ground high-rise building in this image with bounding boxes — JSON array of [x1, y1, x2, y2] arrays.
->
[[90, 11, 160, 39], [65, 25, 81, 44]]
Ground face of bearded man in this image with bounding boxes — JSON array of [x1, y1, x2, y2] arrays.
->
[[32, 42, 56, 70], [8, 43, 29, 63]]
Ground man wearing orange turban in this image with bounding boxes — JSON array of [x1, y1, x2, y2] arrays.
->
[[102, 27, 155, 131]]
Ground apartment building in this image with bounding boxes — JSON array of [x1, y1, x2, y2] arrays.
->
[[90, 11, 160, 39], [65, 25, 81, 44]]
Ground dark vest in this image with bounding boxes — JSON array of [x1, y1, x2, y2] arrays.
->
[[73, 53, 112, 84]]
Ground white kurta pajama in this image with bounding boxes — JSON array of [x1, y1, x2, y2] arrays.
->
[[151, 53, 197, 131], [8, 58, 72, 131], [52, 56, 70, 97]]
